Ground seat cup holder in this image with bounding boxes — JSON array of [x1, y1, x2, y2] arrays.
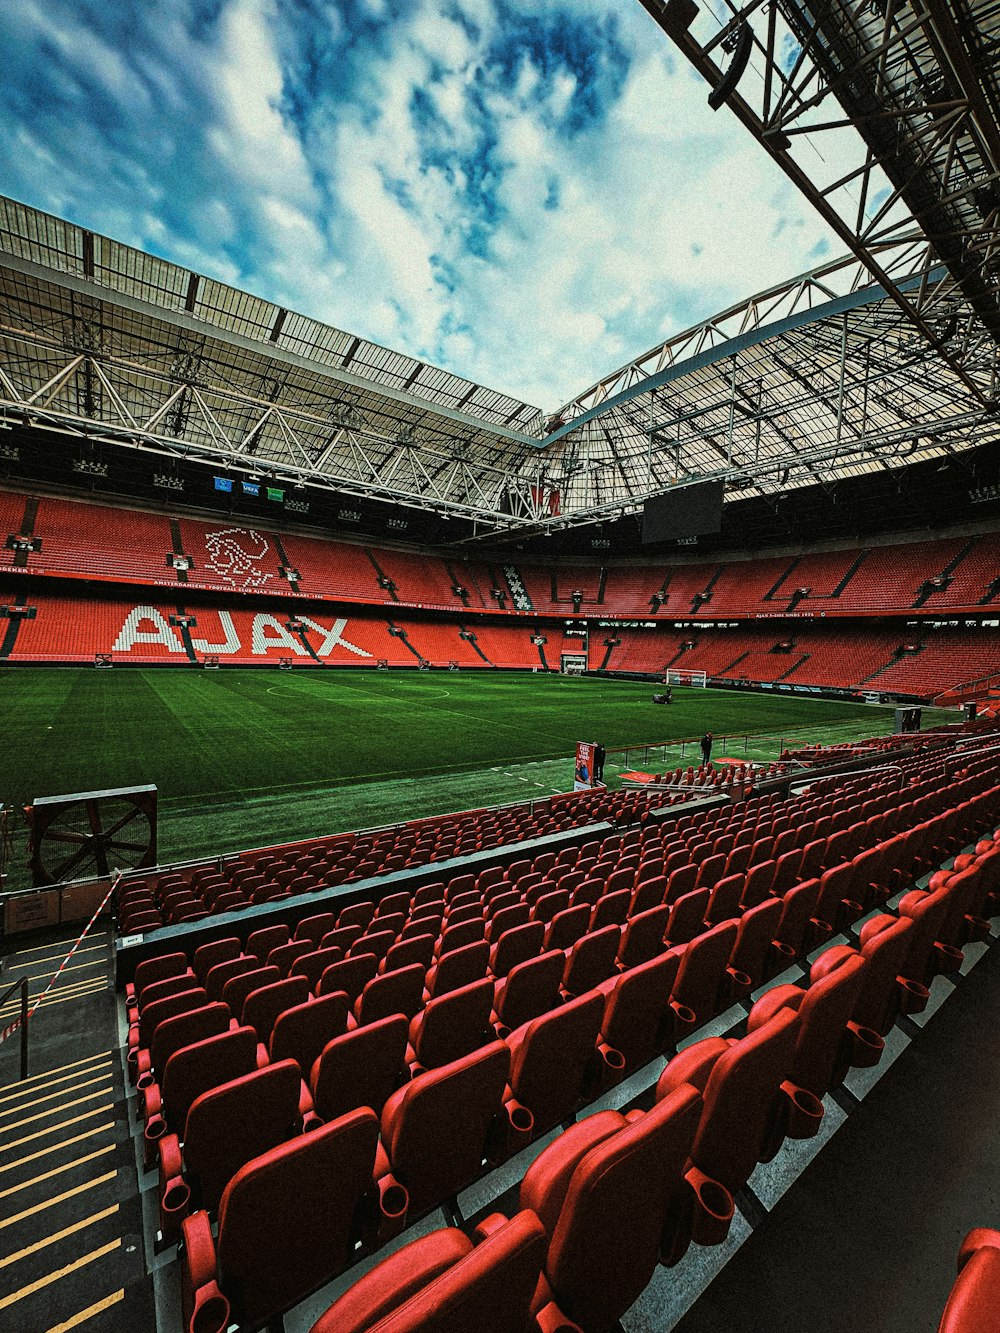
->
[[934, 941, 964, 974], [728, 968, 752, 998], [503, 1101, 534, 1155], [966, 915, 991, 943], [670, 1001, 697, 1034], [897, 975, 929, 1014], [601, 1045, 626, 1073], [379, 1181, 408, 1224], [160, 1181, 191, 1230], [848, 1022, 884, 1068], [191, 1289, 231, 1333], [686, 1166, 735, 1246], [783, 1081, 824, 1139]]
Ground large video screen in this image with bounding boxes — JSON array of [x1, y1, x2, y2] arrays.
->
[[641, 480, 724, 544]]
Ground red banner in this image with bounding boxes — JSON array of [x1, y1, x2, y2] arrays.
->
[[574, 741, 596, 790]]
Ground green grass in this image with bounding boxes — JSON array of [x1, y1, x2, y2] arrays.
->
[[0, 668, 954, 886]]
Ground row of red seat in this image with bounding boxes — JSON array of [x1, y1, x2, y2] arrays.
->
[[116, 788, 683, 935], [5, 486, 1000, 616], [124, 780, 1000, 1331]]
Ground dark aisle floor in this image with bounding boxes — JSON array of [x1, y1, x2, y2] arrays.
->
[[0, 928, 153, 1333], [674, 939, 1000, 1333]]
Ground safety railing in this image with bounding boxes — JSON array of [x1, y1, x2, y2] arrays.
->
[[0, 976, 30, 1081]]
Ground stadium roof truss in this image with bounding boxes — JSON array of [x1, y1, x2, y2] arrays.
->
[[5, 0, 1000, 552]]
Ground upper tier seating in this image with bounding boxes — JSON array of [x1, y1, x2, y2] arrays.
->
[[4, 486, 1000, 617]]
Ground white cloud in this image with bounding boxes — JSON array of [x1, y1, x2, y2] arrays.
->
[[0, 0, 847, 412]]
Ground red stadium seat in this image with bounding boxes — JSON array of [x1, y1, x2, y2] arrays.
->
[[180, 1110, 381, 1333]]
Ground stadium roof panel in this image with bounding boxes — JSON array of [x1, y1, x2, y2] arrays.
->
[[2, 164, 1000, 533]]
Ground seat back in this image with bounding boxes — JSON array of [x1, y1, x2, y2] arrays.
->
[[318, 953, 378, 1002], [222, 966, 280, 1020], [271, 992, 351, 1073], [665, 888, 710, 945], [495, 951, 564, 1033], [138, 987, 209, 1051], [740, 859, 776, 910], [356, 964, 425, 1026], [599, 950, 679, 1071], [543, 904, 590, 952], [490, 922, 544, 979], [562, 925, 621, 997], [506, 993, 603, 1133], [290, 947, 344, 994], [854, 914, 914, 1034], [380, 1042, 510, 1214], [183, 1060, 303, 1213], [161, 1026, 259, 1129], [311, 1014, 409, 1122], [410, 978, 495, 1070], [193, 938, 242, 985], [773, 878, 820, 955], [705, 875, 743, 927], [215, 1109, 380, 1330], [526, 1085, 703, 1330], [294, 912, 338, 946], [590, 890, 631, 931], [617, 904, 669, 970], [307, 1210, 547, 1333], [425, 941, 490, 999], [486, 904, 529, 943], [382, 934, 436, 975], [242, 977, 310, 1042], [793, 950, 867, 1096], [729, 897, 783, 989], [671, 919, 740, 1025], [938, 1229, 1000, 1333], [660, 1008, 798, 1190], [149, 1002, 230, 1076], [133, 952, 190, 1002]]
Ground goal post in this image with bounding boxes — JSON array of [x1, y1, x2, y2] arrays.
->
[[665, 668, 707, 688]]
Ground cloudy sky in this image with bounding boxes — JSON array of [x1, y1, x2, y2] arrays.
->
[[0, 0, 840, 409]]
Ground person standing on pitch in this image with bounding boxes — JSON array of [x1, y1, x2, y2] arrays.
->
[[594, 741, 606, 784], [700, 732, 713, 766]]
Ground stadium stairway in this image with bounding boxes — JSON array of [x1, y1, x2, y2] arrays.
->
[[0, 928, 153, 1333]]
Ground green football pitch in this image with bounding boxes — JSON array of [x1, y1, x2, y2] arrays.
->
[[0, 668, 954, 885]]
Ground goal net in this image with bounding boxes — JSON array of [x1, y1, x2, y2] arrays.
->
[[665, 668, 707, 688]]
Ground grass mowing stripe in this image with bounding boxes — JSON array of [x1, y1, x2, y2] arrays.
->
[[1, 668, 952, 891]]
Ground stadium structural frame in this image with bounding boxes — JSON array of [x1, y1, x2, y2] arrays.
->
[[2, 193, 1000, 538]]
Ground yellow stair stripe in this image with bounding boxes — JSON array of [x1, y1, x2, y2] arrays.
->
[[0, 1123, 116, 1177], [0, 1105, 113, 1155], [5, 943, 106, 969], [0, 965, 109, 1002], [0, 1087, 113, 1138], [0, 1072, 113, 1123], [4, 958, 107, 983], [3, 939, 86, 959], [0, 981, 108, 1020], [0, 1169, 116, 1231], [0, 1144, 115, 1202], [45, 1287, 125, 1333], [0, 1237, 120, 1312], [0, 1055, 111, 1101], [0, 1203, 119, 1270]]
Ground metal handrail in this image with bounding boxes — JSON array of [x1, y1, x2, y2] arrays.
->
[[0, 976, 29, 1081]]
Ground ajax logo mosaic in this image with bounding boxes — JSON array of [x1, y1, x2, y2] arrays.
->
[[204, 528, 273, 590]]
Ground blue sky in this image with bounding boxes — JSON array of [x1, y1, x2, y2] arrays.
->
[[0, 0, 838, 408]]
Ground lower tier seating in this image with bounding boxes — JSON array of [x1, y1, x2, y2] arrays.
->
[[119, 743, 1000, 1332], [4, 584, 1000, 697]]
